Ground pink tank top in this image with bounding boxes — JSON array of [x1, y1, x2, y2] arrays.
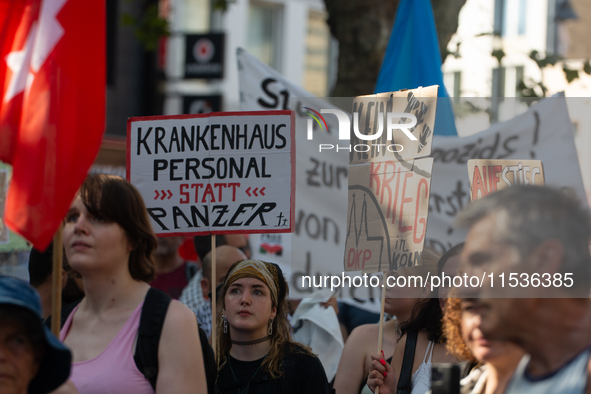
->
[[60, 302, 155, 394]]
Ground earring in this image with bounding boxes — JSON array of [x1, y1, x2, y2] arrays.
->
[[268, 317, 274, 335], [222, 315, 228, 333]]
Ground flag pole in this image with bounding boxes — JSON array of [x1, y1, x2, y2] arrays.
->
[[51, 226, 63, 336], [375, 274, 387, 394], [211, 234, 217, 357]]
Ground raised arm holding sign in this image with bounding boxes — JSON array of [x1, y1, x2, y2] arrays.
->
[[344, 87, 437, 394]]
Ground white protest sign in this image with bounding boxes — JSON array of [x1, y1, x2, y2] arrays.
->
[[239, 49, 384, 311], [346, 157, 434, 273], [345, 88, 437, 273], [427, 97, 586, 251], [127, 111, 295, 235], [467, 159, 545, 201], [238, 50, 587, 306]]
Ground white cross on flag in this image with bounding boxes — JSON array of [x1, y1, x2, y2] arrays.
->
[[0, 0, 105, 249]]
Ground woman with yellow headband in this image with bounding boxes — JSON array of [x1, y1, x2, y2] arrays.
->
[[216, 259, 332, 394]]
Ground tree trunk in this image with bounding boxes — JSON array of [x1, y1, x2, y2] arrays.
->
[[323, 0, 466, 97]]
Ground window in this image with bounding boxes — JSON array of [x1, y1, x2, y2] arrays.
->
[[515, 66, 524, 96], [303, 11, 331, 97], [493, 0, 506, 36], [518, 0, 527, 35], [492, 67, 506, 97], [246, 3, 282, 70]]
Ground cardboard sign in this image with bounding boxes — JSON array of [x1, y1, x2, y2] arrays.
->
[[345, 157, 433, 273], [351, 86, 437, 165], [238, 48, 587, 298], [345, 86, 437, 274], [468, 159, 545, 201], [427, 97, 586, 253], [127, 111, 295, 236]]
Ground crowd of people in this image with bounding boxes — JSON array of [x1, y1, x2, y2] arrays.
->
[[2, 175, 591, 394]]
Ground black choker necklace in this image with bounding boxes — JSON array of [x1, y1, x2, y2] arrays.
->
[[231, 336, 271, 346]]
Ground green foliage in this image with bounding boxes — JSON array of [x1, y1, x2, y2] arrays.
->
[[584, 60, 591, 75], [492, 48, 505, 64], [212, 0, 236, 12], [563, 66, 579, 83], [122, 3, 170, 52], [517, 79, 547, 99], [449, 42, 461, 59], [529, 50, 560, 68]]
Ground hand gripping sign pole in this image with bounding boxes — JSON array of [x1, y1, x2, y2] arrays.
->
[[343, 87, 438, 393]]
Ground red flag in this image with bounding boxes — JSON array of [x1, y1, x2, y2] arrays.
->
[[0, 0, 105, 250]]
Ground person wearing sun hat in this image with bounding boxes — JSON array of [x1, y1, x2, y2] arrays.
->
[[216, 259, 331, 394], [0, 275, 72, 394]]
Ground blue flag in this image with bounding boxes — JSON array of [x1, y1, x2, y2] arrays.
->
[[375, 0, 458, 136]]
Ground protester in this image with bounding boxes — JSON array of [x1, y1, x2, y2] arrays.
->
[[193, 245, 247, 338], [223, 234, 252, 259], [179, 235, 226, 312], [367, 255, 459, 394], [216, 259, 331, 393], [435, 243, 464, 310], [59, 174, 207, 393], [455, 185, 591, 393], [151, 235, 198, 299], [0, 275, 72, 394], [334, 248, 442, 394], [28, 244, 85, 319], [439, 296, 524, 394]]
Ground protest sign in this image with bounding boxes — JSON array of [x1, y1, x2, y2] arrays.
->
[[237, 48, 367, 301], [345, 157, 434, 273], [350, 87, 437, 165], [428, 97, 585, 252], [237, 49, 586, 302], [127, 111, 295, 236], [345, 87, 437, 273], [467, 159, 545, 201]]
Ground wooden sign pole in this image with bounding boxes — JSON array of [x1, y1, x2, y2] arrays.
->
[[375, 275, 387, 394], [211, 234, 217, 357]]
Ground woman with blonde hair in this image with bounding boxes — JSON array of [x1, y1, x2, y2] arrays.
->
[[216, 259, 331, 394]]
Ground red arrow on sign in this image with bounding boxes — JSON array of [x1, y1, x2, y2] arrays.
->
[[253, 187, 259, 197], [260, 187, 265, 196], [167, 190, 173, 199], [154, 190, 160, 200], [245, 187, 252, 197], [160, 190, 167, 200]]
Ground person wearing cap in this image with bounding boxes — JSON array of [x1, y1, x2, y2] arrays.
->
[[0, 275, 72, 394], [60, 174, 206, 394], [216, 259, 331, 394]]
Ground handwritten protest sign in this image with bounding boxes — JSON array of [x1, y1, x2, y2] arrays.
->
[[345, 157, 434, 273], [237, 50, 588, 302], [467, 159, 545, 201], [127, 111, 295, 235], [427, 97, 585, 252], [350, 87, 437, 165], [345, 87, 437, 274]]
